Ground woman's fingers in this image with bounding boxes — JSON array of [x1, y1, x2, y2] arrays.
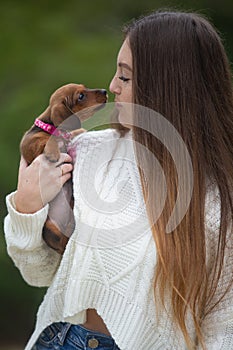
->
[[58, 163, 73, 177], [55, 153, 73, 185], [15, 153, 73, 213], [17, 156, 28, 181], [36, 153, 73, 204], [19, 155, 28, 169], [56, 152, 73, 166]]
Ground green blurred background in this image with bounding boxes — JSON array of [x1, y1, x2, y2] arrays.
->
[[0, 0, 233, 349]]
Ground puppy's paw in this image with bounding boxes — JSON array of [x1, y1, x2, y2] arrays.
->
[[44, 152, 60, 163], [44, 138, 60, 162], [70, 128, 86, 138]]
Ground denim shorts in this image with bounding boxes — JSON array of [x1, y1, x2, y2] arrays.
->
[[32, 322, 121, 350]]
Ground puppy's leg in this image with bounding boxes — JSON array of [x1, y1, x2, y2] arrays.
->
[[43, 180, 75, 254], [43, 221, 69, 254], [44, 135, 60, 162]]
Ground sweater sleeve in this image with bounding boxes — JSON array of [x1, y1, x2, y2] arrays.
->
[[197, 186, 233, 349], [4, 129, 119, 288], [4, 192, 62, 287]]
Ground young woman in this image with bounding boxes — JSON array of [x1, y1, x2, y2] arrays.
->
[[4, 10, 233, 350]]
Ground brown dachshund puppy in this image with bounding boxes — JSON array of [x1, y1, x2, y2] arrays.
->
[[20, 83, 107, 254]]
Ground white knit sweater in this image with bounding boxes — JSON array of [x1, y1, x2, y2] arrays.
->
[[4, 128, 233, 350]]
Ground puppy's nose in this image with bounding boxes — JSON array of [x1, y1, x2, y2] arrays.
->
[[100, 89, 107, 95]]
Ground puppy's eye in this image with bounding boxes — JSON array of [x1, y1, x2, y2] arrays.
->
[[78, 93, 85, 101]]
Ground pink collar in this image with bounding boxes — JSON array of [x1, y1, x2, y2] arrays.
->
[[34, 118, 72, 140]]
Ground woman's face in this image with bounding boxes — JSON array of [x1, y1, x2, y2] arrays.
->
[[109, 39, 133, 103], [109, 39, 133, 127]]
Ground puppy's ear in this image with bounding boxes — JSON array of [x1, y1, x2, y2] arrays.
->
[[50, 103, 71, 126]]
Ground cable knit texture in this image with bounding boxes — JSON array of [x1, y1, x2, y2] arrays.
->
[[4, 128, 233, 350]]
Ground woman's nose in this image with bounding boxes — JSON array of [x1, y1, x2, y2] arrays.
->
[[109, 76, 120, 95]]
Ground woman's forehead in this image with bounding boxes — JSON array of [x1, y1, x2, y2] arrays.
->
[[117, 39, 132, 68]]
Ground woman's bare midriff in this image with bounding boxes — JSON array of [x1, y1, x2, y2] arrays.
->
[[81, 308, 111, 336]]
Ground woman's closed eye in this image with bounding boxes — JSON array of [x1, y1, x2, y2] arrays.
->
[[118, 75, 130, 82]]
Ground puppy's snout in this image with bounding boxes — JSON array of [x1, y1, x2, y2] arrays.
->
[[96, 89, 108, 103]]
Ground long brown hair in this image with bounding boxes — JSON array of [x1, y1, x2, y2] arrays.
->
[[117, 10, 233, 349]]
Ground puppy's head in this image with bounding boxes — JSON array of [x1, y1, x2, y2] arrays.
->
[[49, 83, 107, 127]]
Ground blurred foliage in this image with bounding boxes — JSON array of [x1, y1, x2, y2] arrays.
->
[[0, 0, 233, 348]]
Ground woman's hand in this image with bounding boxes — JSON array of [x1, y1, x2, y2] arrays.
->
[[14, 153, 73, 214]]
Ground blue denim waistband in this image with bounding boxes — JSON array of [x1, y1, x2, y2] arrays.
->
[[35, 322, 120, 350]]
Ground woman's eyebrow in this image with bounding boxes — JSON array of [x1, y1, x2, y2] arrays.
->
[[118, 62, 132, 72]]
